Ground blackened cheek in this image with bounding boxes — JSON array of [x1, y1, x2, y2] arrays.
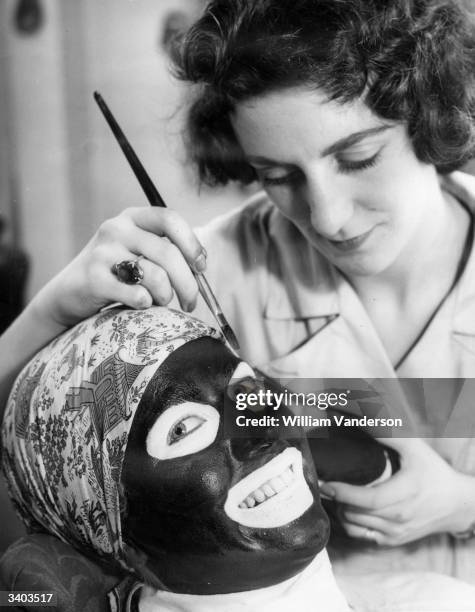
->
[[200, 468, 226, 496], [184, 452, 232, 509], [141, 450, 232, 512]]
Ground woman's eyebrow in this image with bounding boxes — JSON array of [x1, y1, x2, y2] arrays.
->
[[246, 125, 393, 167], [322, 125, 392, 157]]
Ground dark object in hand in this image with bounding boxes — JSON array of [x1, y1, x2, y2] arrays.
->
[[307, 409, 400, 539], [308, 410, 400, 484]]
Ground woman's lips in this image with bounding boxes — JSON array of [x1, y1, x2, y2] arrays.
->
[[224, 448, 314, 528], [326, 226, 376, 252]]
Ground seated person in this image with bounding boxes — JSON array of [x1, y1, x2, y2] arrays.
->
[[2, 307, 475, 611], [1, 306, 349, 611]]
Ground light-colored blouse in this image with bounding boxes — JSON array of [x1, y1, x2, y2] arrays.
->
[[194, 171, 475, 588]]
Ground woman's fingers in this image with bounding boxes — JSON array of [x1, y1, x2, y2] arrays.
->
[[35, 207, 206, 329], [128, 229, 199, 310], [341, 521, 384, 544], [138, 258, 175, 307], [102, 275, 153, 311], [95, 208, 203, 310], [121, 207, 206, 269], [322, 471, 416, 511], [92, 246, 188, 310], [85, 245, 153, 310], [341, 500, 414, 523], [343, 508, 398, 534], [341, 512, 420, 547], [340, 507, 409, 545]]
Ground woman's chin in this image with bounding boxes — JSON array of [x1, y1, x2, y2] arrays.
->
[[322, 246, 396, 278]]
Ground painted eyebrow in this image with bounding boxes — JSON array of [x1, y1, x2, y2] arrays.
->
[[247, 125, 392, 167]]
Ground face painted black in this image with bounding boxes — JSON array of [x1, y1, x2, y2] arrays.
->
[[122, 337, 329, 595]]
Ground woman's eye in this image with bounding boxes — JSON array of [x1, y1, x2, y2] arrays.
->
[[168, 415, 205, 445], [337, 151, 381, 174], [260, 169, 303, 187]]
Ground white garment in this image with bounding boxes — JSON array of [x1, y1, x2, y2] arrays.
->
[[188, 171, 475, 605], [137, 549, 475, 611], [194, 172, 475, 379], [139, 551, 350, 612], [338, 571, 475, 612]]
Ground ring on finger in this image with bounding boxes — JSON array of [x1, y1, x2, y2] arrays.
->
[[112, 255, 145, 285]]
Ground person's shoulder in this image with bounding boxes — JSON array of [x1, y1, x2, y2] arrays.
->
[[195, 191, 279, 268], [197, 190, 275, 242]]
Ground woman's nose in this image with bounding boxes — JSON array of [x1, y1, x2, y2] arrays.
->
[[304, 171, 354, 237]]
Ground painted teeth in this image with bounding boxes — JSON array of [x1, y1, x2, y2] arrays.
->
[[238, 466, 294, 509]]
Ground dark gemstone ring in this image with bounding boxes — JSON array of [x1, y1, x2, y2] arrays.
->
[[112, 256, 144, 285]]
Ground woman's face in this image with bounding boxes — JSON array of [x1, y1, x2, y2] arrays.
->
[[122, 338, 328, 595], [231, 88, 441, 278]]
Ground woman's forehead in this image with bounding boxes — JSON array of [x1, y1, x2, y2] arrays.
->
[[231, 87, 391, 163]]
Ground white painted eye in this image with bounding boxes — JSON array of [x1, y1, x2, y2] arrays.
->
[[231, 362, 256, 381], [146, 402, 220, 460]]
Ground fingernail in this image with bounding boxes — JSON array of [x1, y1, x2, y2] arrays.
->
[[320, 483, 336, 499], [193, 248, 207, 273], [183, 299, 196, 313], [136, 292, 152, 309]]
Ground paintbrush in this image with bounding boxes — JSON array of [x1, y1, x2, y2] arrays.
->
[[93, 91, 240, 352]]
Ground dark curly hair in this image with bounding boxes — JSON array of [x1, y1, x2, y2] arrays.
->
[[172, 0, 475, 185]]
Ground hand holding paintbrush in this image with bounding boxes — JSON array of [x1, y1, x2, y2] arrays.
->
[[93, 91, 239, 351]]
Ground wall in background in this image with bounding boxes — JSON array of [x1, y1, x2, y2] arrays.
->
[[0, 0, 250, 554], [0, 0, 247, 299], [2, 0, 475, 298], [2, 0, 74, 296]]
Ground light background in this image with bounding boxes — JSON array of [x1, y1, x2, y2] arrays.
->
[[0, 0, 250, 301], [1, 0, 475, 555], [0, 0, 252, 553]]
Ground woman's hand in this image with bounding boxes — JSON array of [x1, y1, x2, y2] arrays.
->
[[35, 206, 206, 328], [320, 438, 475, 546], [0, 206, 205, 414]]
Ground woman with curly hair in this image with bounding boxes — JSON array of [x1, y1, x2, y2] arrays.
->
[[3, 0, 475, 594]]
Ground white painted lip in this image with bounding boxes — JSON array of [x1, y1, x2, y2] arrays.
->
[[224, 447, 314, 528]]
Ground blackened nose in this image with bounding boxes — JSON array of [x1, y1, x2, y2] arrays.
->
[[227, 376, 267, 405], [251, 439, 274, 453], [230, 436, 284, 462]]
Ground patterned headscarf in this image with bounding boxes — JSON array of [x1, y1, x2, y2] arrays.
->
[[2, 306, 220, 572]]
